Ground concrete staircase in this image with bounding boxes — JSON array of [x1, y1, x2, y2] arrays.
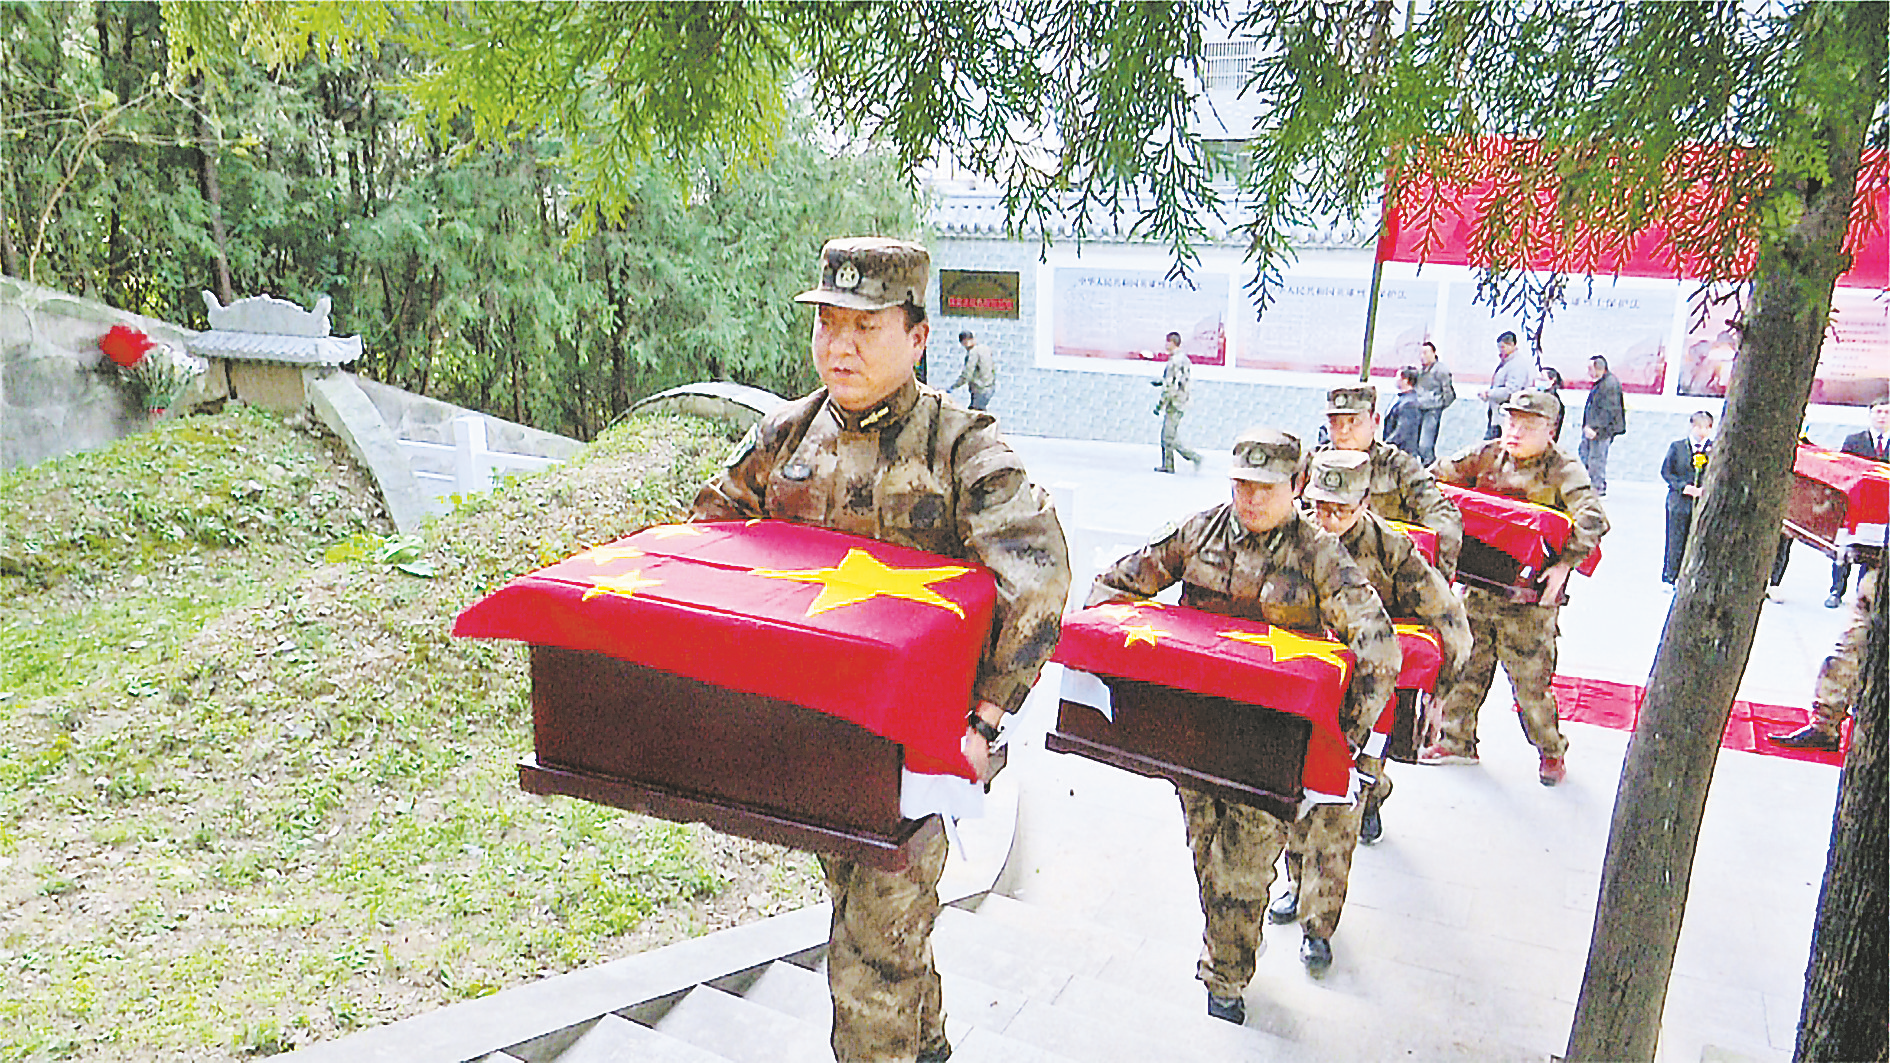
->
[[457, 891, 1299, 1063]]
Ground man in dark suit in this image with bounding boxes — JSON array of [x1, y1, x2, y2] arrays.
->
[[1580, 355, 1627, 495], [1660, 411, 1715, 587], [1825, 398, 1890, 608]]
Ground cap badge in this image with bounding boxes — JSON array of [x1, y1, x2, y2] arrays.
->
[[1320, 469, 1345, 491], [834, 262, 861, 290]]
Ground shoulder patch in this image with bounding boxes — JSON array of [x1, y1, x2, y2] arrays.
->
[[723, 424, 759, 468], [1149, 519, 1182, 546]]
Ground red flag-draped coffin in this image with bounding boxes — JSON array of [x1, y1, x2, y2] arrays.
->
[[1792, 444, 1890, 537], [1050, 602, 1358, 804], [1379, 623, 1445, 763], [1439, 484, 1602, 599], [453, 520, 996, 780]]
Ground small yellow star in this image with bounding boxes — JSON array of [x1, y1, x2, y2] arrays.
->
[[573, 544, 647, 566], [1120, 622, 1167, 648], [1219, 626, 1351, 674], [581, 569, 665, 602], [755, 548, 972, 618], [641, 524, 706, 539], [1093, 601, 1162, 624]]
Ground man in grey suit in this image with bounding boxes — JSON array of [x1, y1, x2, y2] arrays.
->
[[1476, 331, 1535, 440]]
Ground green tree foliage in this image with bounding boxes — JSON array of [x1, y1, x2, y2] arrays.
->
[[5, 1, 920, 439]]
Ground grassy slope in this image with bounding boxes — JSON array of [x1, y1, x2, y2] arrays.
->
[[0, 407, 822, 1060]]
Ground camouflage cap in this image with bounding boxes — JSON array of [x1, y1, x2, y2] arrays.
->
[[1504, 388, 1562, 421], [1302, 449, 1370, 504], [1325, 385, 1377, 416], [1229, 427, 1301, 483], [794, 237, 929, 312]]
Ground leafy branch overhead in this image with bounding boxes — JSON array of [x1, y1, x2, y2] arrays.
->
[[164, 1, 1886, 314]]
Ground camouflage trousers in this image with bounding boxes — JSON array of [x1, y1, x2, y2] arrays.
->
[[1282, 796, 1366, 939], [1179, 787, 1288, 997], [1433, 588, 1568, 758], [819, 825, 950, 1063], [1811, 566, 1878, 735], [1160, 409, 1200, 471]]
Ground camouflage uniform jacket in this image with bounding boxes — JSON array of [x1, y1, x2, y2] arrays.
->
[[1432, 440, 1610, 568], [1087, 504, 1399, 746], [1337, 509, 1473, 673], [1313, 440, 1464, 581], [691, 377, 1071, 714], [1157, 351, 1192, 413]]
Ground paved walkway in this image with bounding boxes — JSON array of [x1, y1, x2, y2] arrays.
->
[[992, 434, 1851, 1062]]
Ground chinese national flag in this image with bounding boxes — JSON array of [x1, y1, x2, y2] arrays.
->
[[452, 520, 996, 779], [1052, 603, 1357, 799], [1438, 484, 1603, 577]]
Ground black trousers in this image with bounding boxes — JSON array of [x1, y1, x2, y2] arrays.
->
[[1663, 496, 1694, 584]]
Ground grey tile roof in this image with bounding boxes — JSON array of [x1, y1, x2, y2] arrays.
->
[[925, 181, 1378, 250], [187, 330, 362, 367]]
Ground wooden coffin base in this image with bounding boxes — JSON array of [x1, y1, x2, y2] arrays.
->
[[1385, 688, 1424, 764], [1046, 677, 1311, 821], [518, 755, 943, 871], [1454, 539, 1559, 604], [524, 645, 941, 871]]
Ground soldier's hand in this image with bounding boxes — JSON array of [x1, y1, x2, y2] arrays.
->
[[962, 700, 1005, 784], [1538, 562, 1573, 607]]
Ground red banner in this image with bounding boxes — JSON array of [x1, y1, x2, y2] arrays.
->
[[453, 521, 997, 779], [1383, 144, 1888, 289], [1438, 484, 1604, 577], [1053, 602, 1357, 798]]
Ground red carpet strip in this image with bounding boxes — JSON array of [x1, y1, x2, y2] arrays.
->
[[1551, 675, 1848, 767]]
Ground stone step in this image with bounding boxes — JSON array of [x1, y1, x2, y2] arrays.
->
[[1047, 972, 1298, 1062], [474, 1053, 529, 1063], [970, 893, 1152, 964], [550, 1014, 734, 1063], [933, 905, 1082, 1002], [753, 944, 1031, 1049], [735, 960, 830, 1029], [946, 1024, 1084, 1063], [651, 984, 831, 1063]]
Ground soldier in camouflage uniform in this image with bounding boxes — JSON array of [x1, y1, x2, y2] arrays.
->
[[1313, 385, 1464, 581], [1270, 450, 1472, 972], [1770, 564, 1879, 752], [1089, 429, 1399, 1018], [692, 237, 1072, 1063], [1422, 389, 1609, 786], [1151, 331, 1203, 473]]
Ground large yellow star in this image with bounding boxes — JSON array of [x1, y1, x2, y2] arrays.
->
[[1120, 622, 1167, 648], [641, 524, 706, 539], [754, 548, 972, 618], [1219, 626, 1351, 675], [573, 544, 647, 566], [581, 569, 665, 601]]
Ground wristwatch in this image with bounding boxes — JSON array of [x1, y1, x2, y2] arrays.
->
[[966, 711, 1002, 745]]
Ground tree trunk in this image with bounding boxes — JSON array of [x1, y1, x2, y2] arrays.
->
[[1565, 7, 1885, 1060], [1796, 564, 1887, 1063], [193, 78, 235, 306], [0, 190, 20, 278]]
